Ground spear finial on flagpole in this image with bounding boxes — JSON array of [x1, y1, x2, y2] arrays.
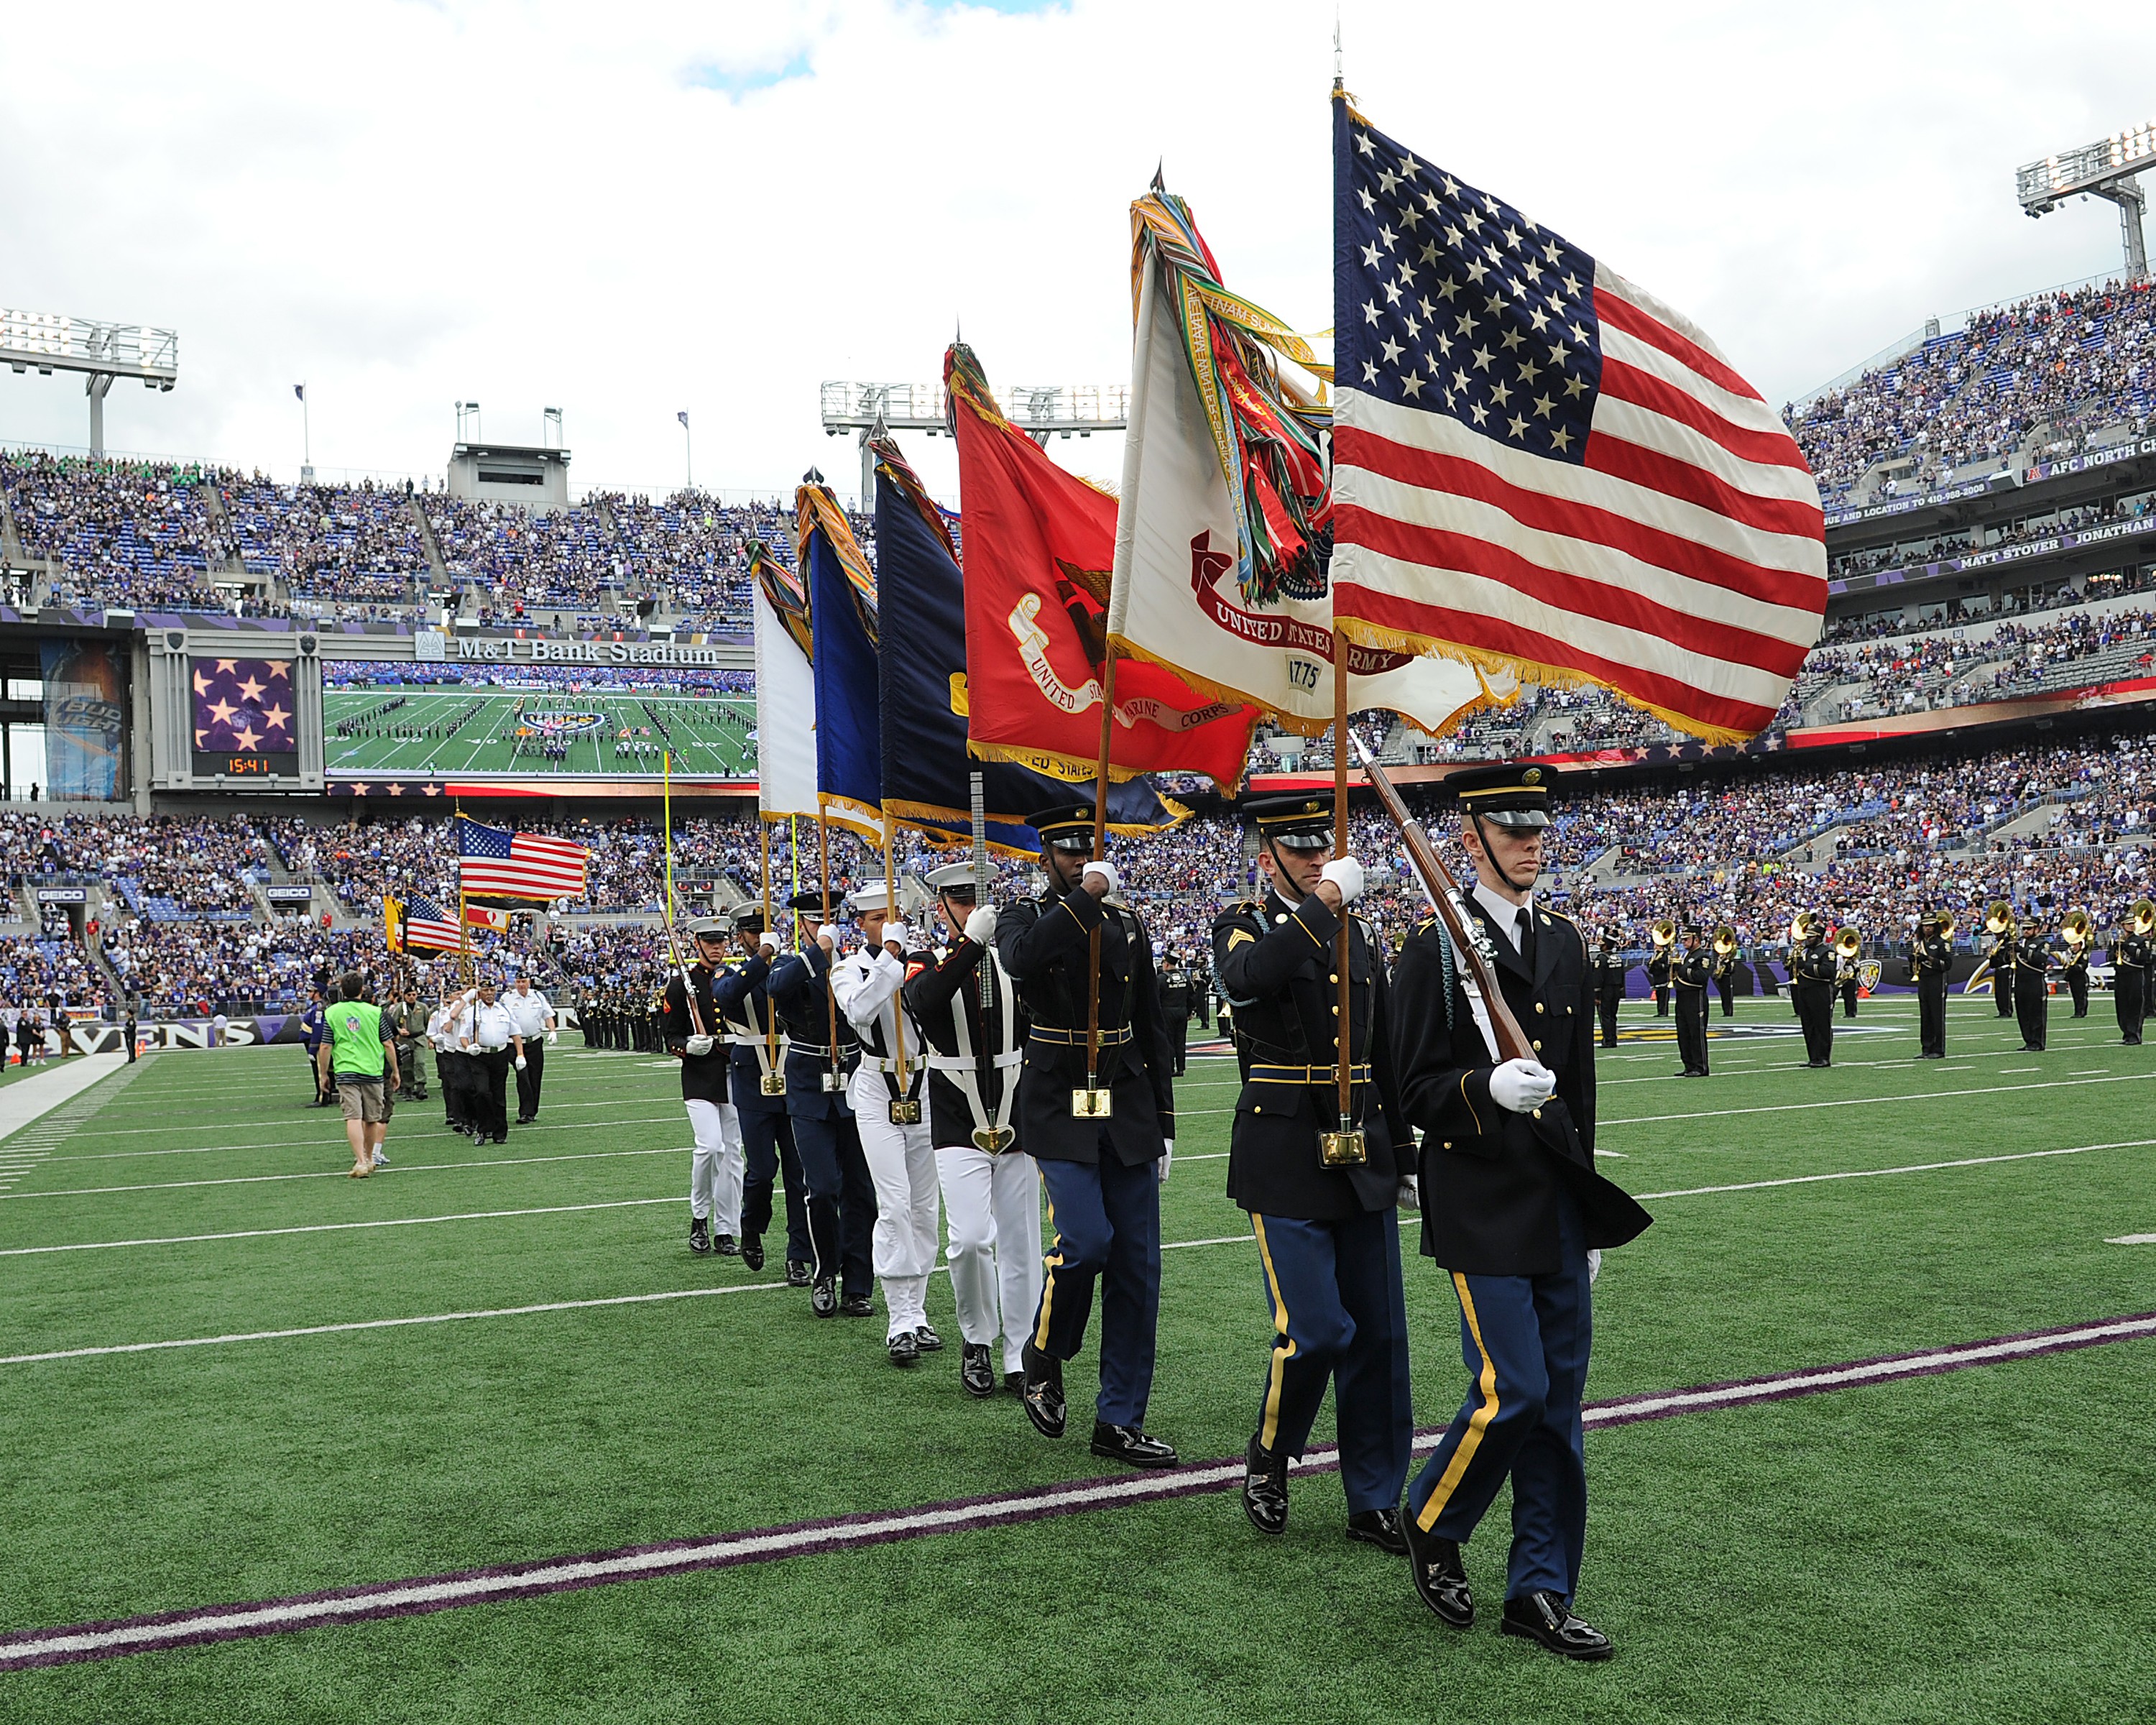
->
[[1332, 7, 1345, 96]]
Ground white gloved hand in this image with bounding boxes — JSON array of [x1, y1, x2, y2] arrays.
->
[[684, 1034, 715, 1057], [881, 923, 913, 953], [964, 905, 998, 944], [1395, 1174, 1421, 1211], [1488, 1058, 1557, 1114], [1319, 857, 1365, 904], [545, 1030, 558, 1046], [1081, 860, 1119, 896], [816, 924, 842, 951], [514, 1054, 528, 1071], [1157, 1138, 1173, 1185]]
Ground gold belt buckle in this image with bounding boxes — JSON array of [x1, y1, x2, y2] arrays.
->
[[972, 1125, 1016, 1154], [1071, 1087, 1113, 1119], [888, 1096, 923, 1125], [760, 1072, 786, 1096], [1319, 1128, 1368, 1168]]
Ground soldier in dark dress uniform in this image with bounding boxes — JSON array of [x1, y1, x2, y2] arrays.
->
[[1158, 959, 1194, 1077], [1672, 926, 1711, 1077], [660, 917, 737, 1255], [768, 889, 877, 1319], [997, 804, 1179, 1470], [1912, 912, 1951, 1059], [714, 905, 813, 1283], [1792, 919, 1837, 1067], [1212, 795, 1411, 1553], [2013, 934, 2052, 1052], [1390, 763, 1651, 1661], [1591, 932, 1624, 1049], [2116, 913, 2151, 1044]]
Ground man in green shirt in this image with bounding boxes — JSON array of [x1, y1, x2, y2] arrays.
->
[[315, 974, 401, 1179]]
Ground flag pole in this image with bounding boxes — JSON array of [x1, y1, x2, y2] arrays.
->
[[883, 803, 915, 1120], [761, 816, 780, 1077], [455, 799, 473, 989], [819, 811, 839, 1085], [663, 749, 674, 917], [1328, 630, 1362, 1164], [1080, 643, 1118, 1114]]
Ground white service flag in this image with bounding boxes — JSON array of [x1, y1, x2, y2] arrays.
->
[[752, 573, 819, 821]]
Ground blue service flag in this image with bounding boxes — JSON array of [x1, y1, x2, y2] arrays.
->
[[804, 500, 883, 840], [872, 443, 1183, 853]]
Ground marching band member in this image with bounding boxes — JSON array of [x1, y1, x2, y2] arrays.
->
[[906, 860, 1041, 1399], [1912, 912, 1952, 1059], [2013, 932, 2052, 1053], [1791, 917, 1837, 1068], [2116, 907, 2152, 1045], [1673, 926, 1711, 1077]]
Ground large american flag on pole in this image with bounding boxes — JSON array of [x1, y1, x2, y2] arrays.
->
[[399, 896, 466, 954], [456, 814, 587, 905], [1328, 101, 1827, 744]]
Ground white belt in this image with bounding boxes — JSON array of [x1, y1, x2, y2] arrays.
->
[[730, 1031, 789, 1049], [925, 1049, 1022, 1071]]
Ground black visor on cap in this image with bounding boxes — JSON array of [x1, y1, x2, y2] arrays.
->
[[1268, 829, 1332, 851]]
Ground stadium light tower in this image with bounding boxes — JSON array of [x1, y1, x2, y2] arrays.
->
[[2017, 119, 2155, 282], [820, 379, 1130, 505], [1, 308, 178, 457]]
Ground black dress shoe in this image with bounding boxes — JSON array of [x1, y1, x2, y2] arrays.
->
[[887, 1330, 919, 1367], [960, 1343, 996, 1398], [714, 1233, 739, 1256], [1500, 1590, 1613, 1660], [838, 1293, 875, 1318], [785, 1260, 813, 1288], [688, 1217, 711, 1255], [1089, 1422, 1179, 1468], [1345, 1508, 1408, 1555], [1020, 1340, 1066, 1438], [913, 1323, 943, 1353], [809, 1276, 839, 1318], [1242, 1437, 1289, 1535], [1003, 1369, 1026, 1396], [740, 1237, 765, 1272], [1401, 1513, 1474, 1628]]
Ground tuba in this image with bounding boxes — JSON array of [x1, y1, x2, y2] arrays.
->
[[1983, 900, 2015, 938], [1934, 908, 1956, 942], [1835, 928, 1861, 960], [1650, 919, 1676, 948], [2062, 908, 2092, 951], [1789, 908, 1822, 944], [2132, 899, 2156, 937]]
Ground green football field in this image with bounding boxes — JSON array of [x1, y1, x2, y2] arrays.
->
[[321, 686, 756, 778], [1, 998, 2152, 1721]]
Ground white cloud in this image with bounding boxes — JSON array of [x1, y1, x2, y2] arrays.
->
[[1, 0, 2150, 502]]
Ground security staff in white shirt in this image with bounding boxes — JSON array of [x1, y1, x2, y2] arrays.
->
[[505, 975, 558, 1124], [831, 881, 944, 1367], [459, 980, 525, 1145]]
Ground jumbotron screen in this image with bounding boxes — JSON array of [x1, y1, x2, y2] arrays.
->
[[191, 656, 301, 780], [319, 661, 756, 779]]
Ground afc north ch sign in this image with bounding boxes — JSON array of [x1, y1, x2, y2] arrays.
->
[[414, 630, 733, 668]]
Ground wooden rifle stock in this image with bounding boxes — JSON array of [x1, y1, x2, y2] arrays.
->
[[1348, 735, 1536, 1065]]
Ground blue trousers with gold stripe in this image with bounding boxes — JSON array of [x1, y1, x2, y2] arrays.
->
[[1406, 1194, 1593, 1602], [1033, 1144, 1161, 1429], [1251, 1208, 1411, 1515]]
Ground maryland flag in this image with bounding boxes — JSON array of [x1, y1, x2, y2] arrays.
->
[[946, 343, 1258, 791]]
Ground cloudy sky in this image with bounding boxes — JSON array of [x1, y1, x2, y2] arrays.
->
[[2, 0, 2150, 505]]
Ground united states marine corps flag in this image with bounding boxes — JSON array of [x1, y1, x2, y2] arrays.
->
[[1326, 97, 1828, 742], [1107, 180, 1508, 739], [945, 341, 1258, 789]]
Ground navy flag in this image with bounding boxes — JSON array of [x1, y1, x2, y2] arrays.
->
[[872, 437, 1184, 854], [800, 482, 883, 841]]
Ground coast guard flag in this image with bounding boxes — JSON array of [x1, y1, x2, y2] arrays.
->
[[872, 436, 1185, 853], [750, 537, 819, 822], [1108, 183, 1507, 741], [1327, 99, 1827, 744], [799, 482, 883, 842]]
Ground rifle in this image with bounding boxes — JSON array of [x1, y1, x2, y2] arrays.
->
[[1348, 732, 1534, 1064]]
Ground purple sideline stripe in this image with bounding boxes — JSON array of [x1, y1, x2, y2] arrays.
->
[[4, 1310, 2152, 1673]]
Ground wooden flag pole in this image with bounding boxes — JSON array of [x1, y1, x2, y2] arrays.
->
[[760, 818, 780, 1081], [1077, 643, 1118, 1118], [1323, 632, 1365, 1167], [818, 812, 840, 1090], [883, 806, 918, 1122]]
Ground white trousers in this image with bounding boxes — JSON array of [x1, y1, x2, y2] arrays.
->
[[686, 1098, 744, 1233], [850, 1065, 940, 1337], [936, 1144, 1042, 1375]]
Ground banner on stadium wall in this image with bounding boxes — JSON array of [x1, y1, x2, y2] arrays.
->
[[39, 640, 126, 800]]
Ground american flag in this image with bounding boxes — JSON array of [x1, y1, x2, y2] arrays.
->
[[400, 896, 464, 953], [456, 814, 587, 905], [1329, 103, 1826, 743]]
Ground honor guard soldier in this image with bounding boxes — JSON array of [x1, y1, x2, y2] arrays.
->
[[1590, 930, 1624, 1049], [997, 804, 1180, 1469], [1390, 763, 1651, 1660], [1672, 926, 1711, 1077], [1158, 957, 1194, 1077], [2013, 934, 2051, 1053], [832, 882, 945, 1367], [1791, 916, 1837, 1068], [660, 917, 745, 1257], [714, 906, 814, 1282], [1645, 937, 1672, 1017], [2116, 905, 2152, 1045], [1989, 919, 2018, 1020], [768, 891, 878, 1320], [1912, 913, 1952, 1059], [1212, 795, 1412, 1554], [906, 860, 1043, 1399]]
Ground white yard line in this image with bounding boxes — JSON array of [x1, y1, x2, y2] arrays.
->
[[1636, 1138, 2156, 1201], [0, 1144, 689, 1202], [1606, 1070, 2156, 1127]]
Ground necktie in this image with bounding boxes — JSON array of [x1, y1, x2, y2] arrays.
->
[[1516, 906, 1537, 973]]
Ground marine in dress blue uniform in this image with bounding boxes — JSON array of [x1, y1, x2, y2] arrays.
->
[[713, 905, 814, 1282], [768, 889, 878, 1319], [1390, 763, 1651, 1662], [997, 804, 1179, 1470], [1212, 795, 1411, 1555]]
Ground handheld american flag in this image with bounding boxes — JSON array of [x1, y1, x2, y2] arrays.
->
[[397, 896, 466, 954], [456, 815, 587, 906], [1329, 100, 1827, 744]]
